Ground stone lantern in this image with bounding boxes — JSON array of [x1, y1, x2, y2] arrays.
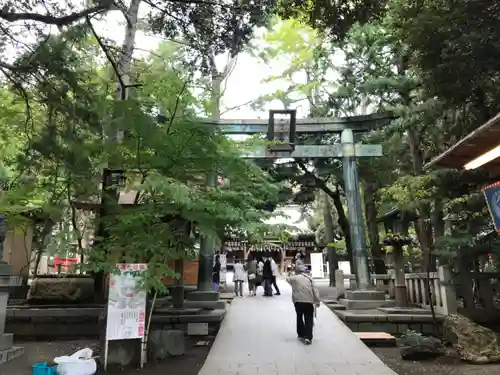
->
[[0, 214, 23, 364]]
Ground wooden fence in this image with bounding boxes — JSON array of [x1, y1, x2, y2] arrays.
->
[[335, 266, 457, 315]]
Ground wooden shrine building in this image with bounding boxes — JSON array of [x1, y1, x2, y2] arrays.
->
[[222, 233, 317, 272]]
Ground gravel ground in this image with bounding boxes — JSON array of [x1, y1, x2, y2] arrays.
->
[[372, 346, 500, 375], [312, 278, 500, 375], [2, 339, 211, 375]]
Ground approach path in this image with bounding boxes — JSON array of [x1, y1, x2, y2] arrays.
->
[[197, 277, 398, 375]]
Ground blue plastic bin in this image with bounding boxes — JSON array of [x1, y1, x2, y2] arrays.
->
[[32, 362, 57, 375]]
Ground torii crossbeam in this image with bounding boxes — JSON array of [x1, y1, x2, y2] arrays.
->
[[196, 110, 390, 293]]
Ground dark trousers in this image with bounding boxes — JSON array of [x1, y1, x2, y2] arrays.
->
[[263, 278, 273, 296], [294, 302, 314, 340], [271, 276, 280, 294]]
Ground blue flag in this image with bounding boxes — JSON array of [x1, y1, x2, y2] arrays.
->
[[483, 182, 500, 232]]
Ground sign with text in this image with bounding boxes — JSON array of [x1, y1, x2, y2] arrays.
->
[[106, 263, 148, 341], [483, 181, 500, 233], [219, 254, 227, 283]]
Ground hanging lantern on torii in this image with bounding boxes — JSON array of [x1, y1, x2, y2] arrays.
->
[[267, 109, 297, 153]]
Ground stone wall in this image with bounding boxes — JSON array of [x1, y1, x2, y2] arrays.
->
[[5, 307, 225, 339], [5, 308, 101, 338]]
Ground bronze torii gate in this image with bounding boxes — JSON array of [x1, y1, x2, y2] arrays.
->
[[195, 110, 391, 294]]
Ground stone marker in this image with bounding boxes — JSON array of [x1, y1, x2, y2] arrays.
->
[[27, 276, 95, 304], [0, 264, 24, 364], [334, 269, 345, 298], [148, 329, 185, 360]]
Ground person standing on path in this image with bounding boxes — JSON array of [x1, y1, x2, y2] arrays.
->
[[270, 257, 281, 295], [246, 253, 258, 296], [288, 264, 320, 345], [255, 256, 264, 294], [212, 255, 221, 292], [295, 251, 305, 272], [263, 257, 273, 297], [233, 259, 246, 297]]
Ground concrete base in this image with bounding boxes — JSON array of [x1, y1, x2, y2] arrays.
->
[[338, 298, 395, 310], [219, 293, 236, 301], [183, 300, 226, 310], [338, 289, 391, 310], [377, 307, 432, 315], [6, 306, 226, 339], [187, 291, 219, 302], [0, 346, 23, 364], [345, 290, 385, 301], [322, 301, 346, 311], [0, 333, 13, 351], [0, 263, 12, 276], [334, 309, 445, 336], [154, 307, 202, 315]]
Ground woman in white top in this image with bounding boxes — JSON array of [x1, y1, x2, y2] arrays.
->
[[233, 259, 246, 297], [255, 256, 264, 294]]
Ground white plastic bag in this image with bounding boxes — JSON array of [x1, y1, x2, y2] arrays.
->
[[54, 348, 97, 375]]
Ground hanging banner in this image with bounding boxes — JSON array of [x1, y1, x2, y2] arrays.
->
[[106, 263, 148, 341], [310, 253, 324, 279], [482, 181, 500, 233], [219, 254, 227, 284]]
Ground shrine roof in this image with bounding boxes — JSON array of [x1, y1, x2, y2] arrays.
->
[[425, 112, 500, 171]]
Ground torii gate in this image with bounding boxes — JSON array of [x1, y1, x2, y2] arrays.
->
[[196, 110, 392, 293]]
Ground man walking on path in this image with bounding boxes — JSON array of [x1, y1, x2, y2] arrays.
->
[[233, 259, 246, 297], [270, 257, 281, 295], [288, 264, 320, 345]]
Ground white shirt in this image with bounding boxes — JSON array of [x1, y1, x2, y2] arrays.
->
[[233, 263, 246, 281], [257, 261, 264, 275], [270, 258, 277, 276]]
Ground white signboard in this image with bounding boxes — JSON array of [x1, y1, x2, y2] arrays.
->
[[219, 254, 227, 283], [188, 323, 209, 336], [310, 253, 324, 279], [106, 263, 148, 341]]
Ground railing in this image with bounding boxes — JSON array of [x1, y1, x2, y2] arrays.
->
[[0, 275, 23, 287], [335, 266, 456, 315], [404, 272, 441, 311]]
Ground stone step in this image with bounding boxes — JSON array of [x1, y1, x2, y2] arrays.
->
[[377, 307, 433, 315], [325, 303, 346, 311], [322, 299, 339, 304], [0, 346, 23, 364], [0, 334, 13, 351], [354, 332, 396, 347], [154, 307, 202, 315], [186, 291, 220, 302], [338, 299, 395, 310], [183, 300, 227, 310], [345, 290, 385, 301]]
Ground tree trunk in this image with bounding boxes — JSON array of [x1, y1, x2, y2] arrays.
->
[[398, 52, 436, 272], [393, 244, 408, 307], [319, 184, 353, 271], [97, 2, 143, 369], [94, 0, 142, 297], [32, 219, 54, 277], [321, 192, 338, 286], [363, 181, 386, 275], [172, 257, 184, 308], [431, 199, 445, 240]]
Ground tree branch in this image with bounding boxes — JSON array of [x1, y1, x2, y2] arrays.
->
[[85, 16, 125, 91], [0, 2, 114, 25]]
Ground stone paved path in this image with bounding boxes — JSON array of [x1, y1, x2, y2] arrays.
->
[[198, 278, 398, 375]]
